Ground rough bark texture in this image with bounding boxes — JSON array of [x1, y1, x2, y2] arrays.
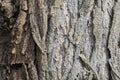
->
[[0, 0, 120, 80]]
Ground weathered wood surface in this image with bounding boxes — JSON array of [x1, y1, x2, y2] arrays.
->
[[0, 0, 120, 80]]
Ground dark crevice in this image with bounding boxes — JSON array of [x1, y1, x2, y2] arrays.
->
[[21, 9, 28, 13], [106, 1, 115, 80], [0, 5, 11, 33], [77, 0, 80, 19], [108, 58, 112, 80], [89, 10, 96, 61], [66, 66, 72, 80], [10, 63, 22, 70], [118, 38, 120, 48], [46, 0, 53, 37], [47, 0, 55, 7], [101, 0, 104, 11], [23, 12, 29, 33], [8, 0, 20, 36], [46, 13, 52, 37], [66, 39, 77, 80], [11, 0, 16, 5], [13, 6, 20, 15], [78, 0, 84, 10], [77, 74, 79, 77], [77, 12, 80, 19], [45, 0, 53, 52], [33, 42, 40, 80], [117, 34, 120, 48], [79, 56, 87, 68], [94, 0, 98, 7], [106, 0, 114, 62], [92, 76, 98, 80], [115, 0, 118, 2], [34, 43, 37, 67], [61, 46, 66, 75], [10, 0, 20, 19], [66, 0, 73, 30]]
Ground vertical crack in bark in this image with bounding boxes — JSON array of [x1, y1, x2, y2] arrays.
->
[[33, 43, 39, 79], [66, 1, 72, 30], [101, 0, 104, 11], [46, 0, 53, 43], [65, 38, 77, 80], [89, 10, 96, 61], [77, 0, 80, 19], [77, 0, 84, 19], [106, 1, 116, 80]]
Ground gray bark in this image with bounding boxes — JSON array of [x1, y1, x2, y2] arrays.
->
[[0, 0, 120, 80]]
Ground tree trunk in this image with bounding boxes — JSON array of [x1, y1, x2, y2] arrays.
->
[[0, 0, 120, 80]]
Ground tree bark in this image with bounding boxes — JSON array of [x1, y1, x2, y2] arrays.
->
[[0, 0, 120, 80]]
